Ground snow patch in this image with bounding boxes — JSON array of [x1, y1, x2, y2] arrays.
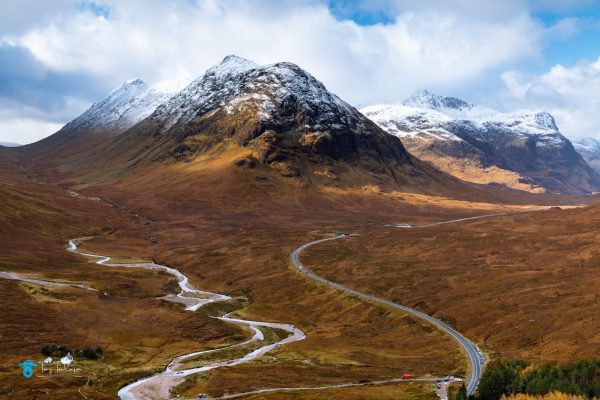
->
[[64, 76, 190, 134], [152, 56, 365, 132]]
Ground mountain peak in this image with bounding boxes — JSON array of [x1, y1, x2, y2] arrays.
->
[[206, 55, 259, 78], [221, 54, 254, 64], [533, 111, 558, 130], [126, 78, 145, 85], [153, 56, 364, 133], [108, 78, 147, 95], [403, 89, 472, 111]]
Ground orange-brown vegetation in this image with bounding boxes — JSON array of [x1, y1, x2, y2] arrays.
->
[[300, 205, 600, 365], [502, 393, 598, 400], [1, 133, 596, 399]]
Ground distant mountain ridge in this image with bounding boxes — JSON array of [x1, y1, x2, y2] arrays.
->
[[401, 89, 492, 117], [573, 137, 600, 173], [0, 142, 21, 147], [362, 90, 600, 195]]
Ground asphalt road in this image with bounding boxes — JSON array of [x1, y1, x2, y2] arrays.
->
[[290, 234, 484, 396]]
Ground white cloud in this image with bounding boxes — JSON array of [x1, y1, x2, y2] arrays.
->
[[0, 118, 64, 145], [0, 96, 90, 145], [0, 0, 77, 36], [0, 0, 567, 143], [502, 57, 600, 138], [16, 1, 545, 102]]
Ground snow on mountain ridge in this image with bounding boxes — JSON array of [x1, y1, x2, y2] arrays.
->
[[573, 137, 600, 152], [0, 141, 21, 147], [152, 55, 364, 132], [64, 77, 189, 134], [365, 90, 561, 143], [572, 137, 600, 173], [402, 90, 499, 121], [403, 89, 473, 110], [151, 76, 192, 94], [360, 104, 462, 143], [205, 54, 259, 78]]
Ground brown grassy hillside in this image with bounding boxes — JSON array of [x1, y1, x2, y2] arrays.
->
[[300, 205, 600, 366]]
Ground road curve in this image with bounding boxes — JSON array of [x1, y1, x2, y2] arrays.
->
[[291, 233, 484, 396]]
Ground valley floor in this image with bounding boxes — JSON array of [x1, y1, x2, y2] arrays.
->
[[0, 150, 596, 399]]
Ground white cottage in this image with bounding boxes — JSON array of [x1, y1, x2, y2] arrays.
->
[[60, 352, 74, 369]]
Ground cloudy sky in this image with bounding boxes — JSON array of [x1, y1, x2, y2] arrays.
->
[[1, 0, 600, 144]]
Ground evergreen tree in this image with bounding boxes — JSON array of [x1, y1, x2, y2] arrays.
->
[[455, 383, 468, 400]]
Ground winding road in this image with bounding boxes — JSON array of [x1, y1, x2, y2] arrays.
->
[[290, 209, 548, 394], [290, 221, 492, 396]]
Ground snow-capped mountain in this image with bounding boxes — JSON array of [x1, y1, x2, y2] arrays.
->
[[367, 90, 565, 145], [573, 137, 600, 173], [63, 78, 189, 135], [150, 55, 366, 135], [126, 55, 412, 180], [35, 59, 409, 185], [401, 89, 496, 119], [362, 90, 600, 194]]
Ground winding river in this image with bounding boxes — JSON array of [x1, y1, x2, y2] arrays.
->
[[66, 238, 306, 400]]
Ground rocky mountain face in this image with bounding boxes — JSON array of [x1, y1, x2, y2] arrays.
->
[[362, 90, 600, 194], [573, 137, 600, 173], [115, 55, 416, 183]]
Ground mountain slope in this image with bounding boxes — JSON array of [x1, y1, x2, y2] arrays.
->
[[66, 78, 187, 135], [27, 78, 188, 155], [362, 90, 600, 195], [573, 137, 600, 173]]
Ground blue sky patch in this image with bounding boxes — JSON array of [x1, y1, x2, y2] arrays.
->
[[327, 0, 395, 25], [79, 1, 109, 19]]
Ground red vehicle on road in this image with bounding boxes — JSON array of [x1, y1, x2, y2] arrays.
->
[[402, 374, 414, 380]]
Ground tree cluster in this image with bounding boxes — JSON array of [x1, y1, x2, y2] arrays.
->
[[41, 344, 103, 360], [472, 360, 600, 400]]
